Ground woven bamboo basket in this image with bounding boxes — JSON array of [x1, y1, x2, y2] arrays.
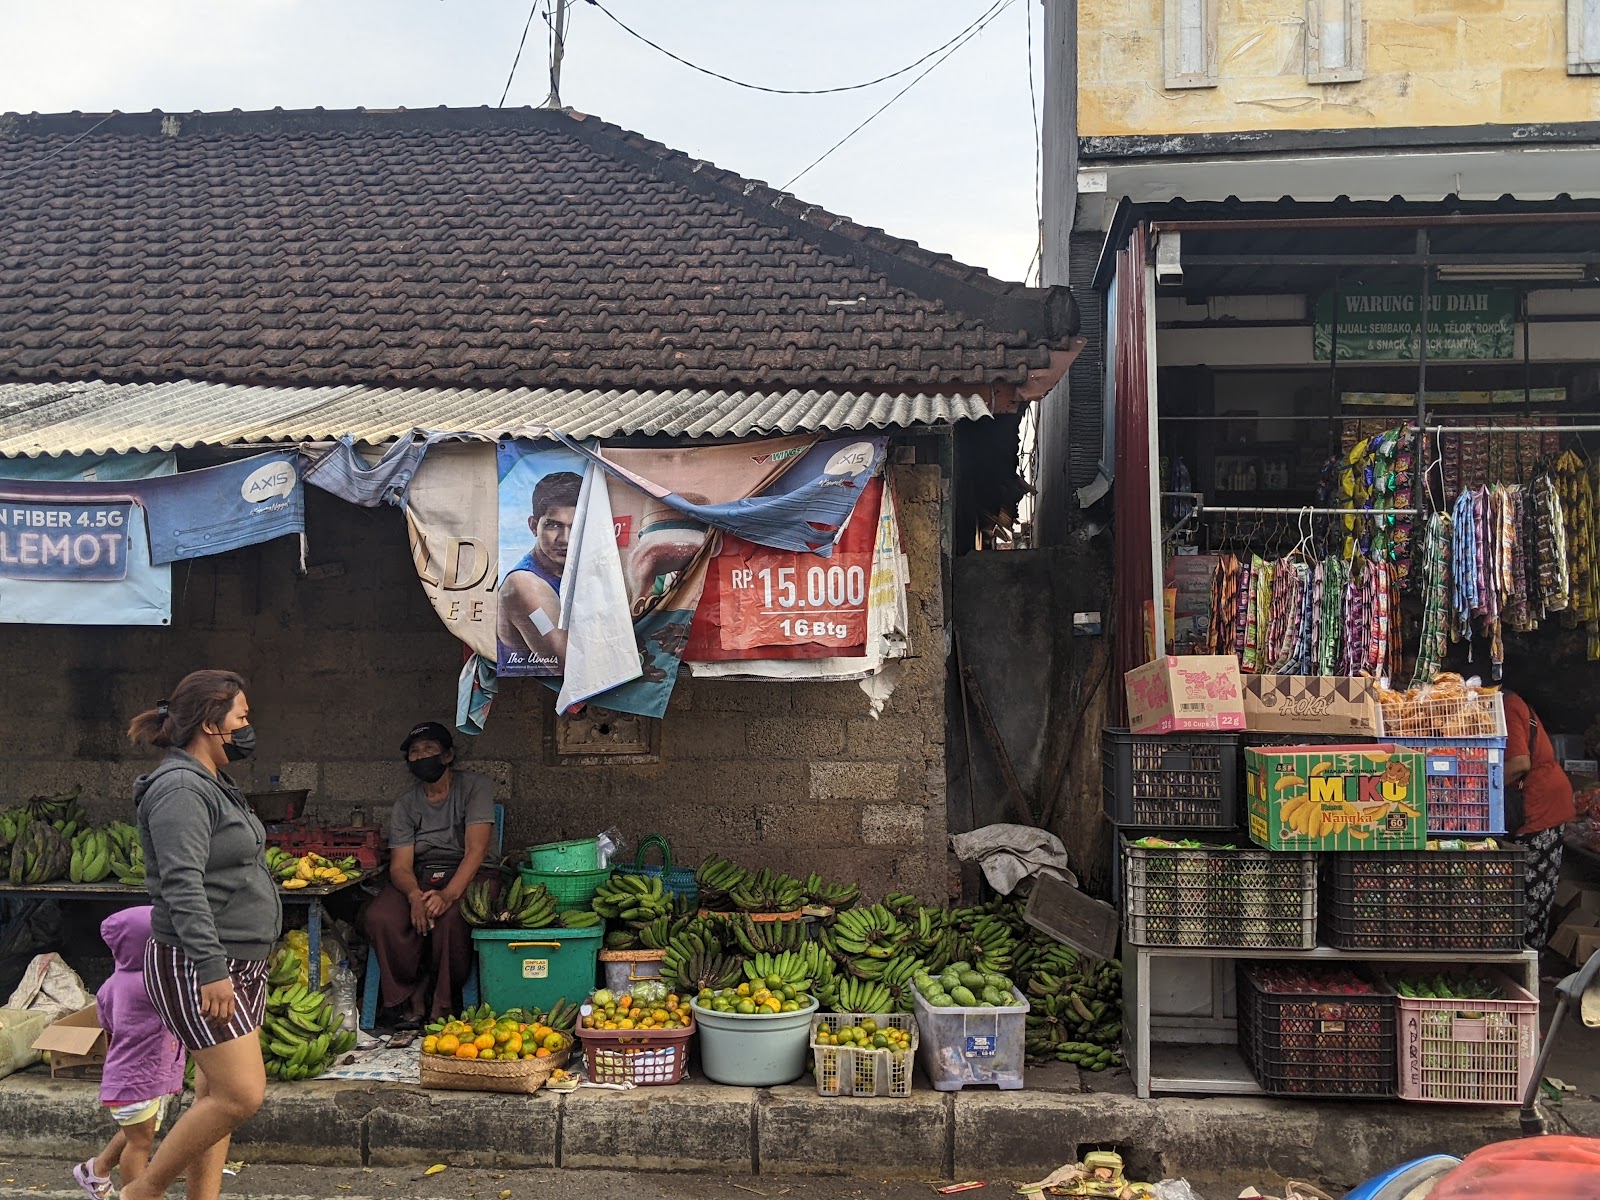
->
[[419, 1047, 568, 1095]]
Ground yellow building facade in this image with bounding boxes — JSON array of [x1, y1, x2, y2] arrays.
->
[[1080, 0, 1600, 139]]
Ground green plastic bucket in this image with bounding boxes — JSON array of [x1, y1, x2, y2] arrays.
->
[[691, 997, 818, 1086], [471, 925, 603, 1014], [528, 838, 600, 872], [520, 865, 612, 913]]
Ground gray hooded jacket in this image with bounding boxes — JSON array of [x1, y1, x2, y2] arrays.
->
[[134, 749, 283, 984]]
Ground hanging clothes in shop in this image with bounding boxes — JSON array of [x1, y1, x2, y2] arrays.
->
[[1556, 449, 1598, 640], [1411, 513, 1452, 686], [1530, 471, 1570, 617], [1206, 553, 1240, 655]]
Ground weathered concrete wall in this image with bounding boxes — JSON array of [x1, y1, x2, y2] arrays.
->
[[0, 466, 948, 900], [1080, 0, 1598, 138]]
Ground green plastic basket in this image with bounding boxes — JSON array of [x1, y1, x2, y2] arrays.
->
[[471, 925, 603, 1014], [528, 838, 600, 872], [520, 865, 611, 913]]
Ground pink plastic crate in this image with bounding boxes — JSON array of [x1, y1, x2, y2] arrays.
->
[[1396, 973, 1538, 1105]]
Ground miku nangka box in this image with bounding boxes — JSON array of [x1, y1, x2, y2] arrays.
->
[[1246, 744, 1427, 851]]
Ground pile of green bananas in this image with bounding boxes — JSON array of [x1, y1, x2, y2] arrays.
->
[[822, 903, 911, 961], [8, 820, 69, 884], [108, 828, 146, 886], [1024, 950, 1122, 1071], [591, 874, 672, 924], [693, 856, 749, 910], [260, 978, 355, 1081], [729, 867, 805, 914], [725, 911, 810, 956], [660, 925, 743, 995], [801, 872, 860, 912], [820, 974, 898, 1014], [741, 947, 830, 992], [461, 877, 558, 929], [68, 826, 123, 884]]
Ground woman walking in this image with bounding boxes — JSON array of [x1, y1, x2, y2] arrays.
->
[[120, 670, 282, 1200]]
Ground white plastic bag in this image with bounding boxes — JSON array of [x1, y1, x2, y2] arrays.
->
[[4, 952, 89, 1021]]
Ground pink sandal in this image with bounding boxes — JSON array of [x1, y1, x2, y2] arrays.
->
[[72, 1160, 115, 1200]]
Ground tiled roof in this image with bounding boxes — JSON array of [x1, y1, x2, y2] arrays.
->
[[0, 378, 991, 456], [0, 107, 1076, 396]]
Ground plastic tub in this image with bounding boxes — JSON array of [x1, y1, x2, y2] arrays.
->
[[690, 996, 818, 1086], [519, 865, 612, 913], [598, 949, 666, 996], [911, 986, 1029, 1092], [528, 838, 600, 872], [471, 925, 603, 1014]]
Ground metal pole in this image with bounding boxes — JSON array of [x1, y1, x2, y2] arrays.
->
[[544, 0, 571, 109], [1145, 248, 1166, 658], [1416, 231, 1431, 515]]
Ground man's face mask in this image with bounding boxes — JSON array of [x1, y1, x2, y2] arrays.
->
[[408, 755, 448, 783]]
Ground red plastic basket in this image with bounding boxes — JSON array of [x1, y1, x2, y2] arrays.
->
[[577, 1020, 695, 1086], [1395, 973, 1538, 1105], [268, 824, 386, 870]]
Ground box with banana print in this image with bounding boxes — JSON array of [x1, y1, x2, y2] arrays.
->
[[1246, 744, 1427, 851]]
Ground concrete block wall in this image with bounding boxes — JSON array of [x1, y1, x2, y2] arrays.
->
[[1080, 0, 1599, 138], [0, 463, 948, 901]]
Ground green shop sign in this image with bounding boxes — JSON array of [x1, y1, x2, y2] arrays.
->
[[1313, 287, 1515, 361]]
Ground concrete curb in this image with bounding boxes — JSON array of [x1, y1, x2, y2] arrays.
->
[[3, 1072, 1587, 1190]]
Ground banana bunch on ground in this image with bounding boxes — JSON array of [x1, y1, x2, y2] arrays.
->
[[694, 855, 749, 910], [266, 848, 362, 891], [68, 827, 117, 884], [725, 911, 810, 956], [661, 925, 744, 995], [947, 910, 1017, 976], [461, 877, 558, 929], [728, 867, 805, 914], [259, 981, 355, 1081], [590, 873, 672, 925], [1024, 953, 1123, 1071], [8, 819, 69, 884], [801, 872, 860, 912]]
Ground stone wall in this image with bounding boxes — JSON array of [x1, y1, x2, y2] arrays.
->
[[1080, 0, 1598, 138], [0, 464, 949, 901]]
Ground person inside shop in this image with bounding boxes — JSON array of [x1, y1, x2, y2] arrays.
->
[[364, 721, 497, 1028], [1502, 687, 1577, 952]]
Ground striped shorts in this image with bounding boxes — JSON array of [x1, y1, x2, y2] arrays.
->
[[144, 941, 270, 1053]]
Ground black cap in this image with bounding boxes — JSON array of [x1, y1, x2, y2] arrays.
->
[[401, 721, 454, 756]]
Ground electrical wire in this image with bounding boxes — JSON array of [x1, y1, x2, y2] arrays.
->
[[0, 114, 115, 186], [1025, 0, 1042, 286], [499, 0, 542, 108], [581, 0, 1008, 95], [780, 0, 1018, 192]]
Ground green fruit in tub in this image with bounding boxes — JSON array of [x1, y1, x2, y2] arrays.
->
[[960, 971, 986, 991], [950, 985, 978, 1007], [984, 974, 1012, 992], [940, 972, 962, 993], [981, 985, 1006, 1005]]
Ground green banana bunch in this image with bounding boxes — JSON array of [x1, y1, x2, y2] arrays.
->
[[821, 975, 894, 1015], [742, 948, 820, 991], [726, 912, 808, 957], [801, 872, 860, 912], [1022, 954, 1122, 1069], [826, 904, 911, 960], [660, 925, 742, 994], [694, 855, 749, 910], [591, 874, 671, 925], [109, 834, 146, 886], [728, 867, 805, 914], [268, 949, 303, 988], [558, 909, 602, 929], [461, 878, 557, 929], [10, 820, 70, 884], [69, 828, 115, 884], [260, 981, 353, 1082]]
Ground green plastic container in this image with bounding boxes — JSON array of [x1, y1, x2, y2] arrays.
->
[[528, 838, 600, 872], [471, 925, 603, 1014], [691, 997, 819, 1086], [520, 865, 612, 913]]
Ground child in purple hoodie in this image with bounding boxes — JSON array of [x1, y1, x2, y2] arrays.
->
[[73, 907, 186, 1200]]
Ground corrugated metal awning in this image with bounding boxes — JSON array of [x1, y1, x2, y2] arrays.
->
[[0, 379, 990, 457]]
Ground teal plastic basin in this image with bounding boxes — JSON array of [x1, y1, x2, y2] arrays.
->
[[690, 997, 819, 1086]]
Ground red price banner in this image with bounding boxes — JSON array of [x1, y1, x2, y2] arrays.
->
[[717, 551, 872, 650]]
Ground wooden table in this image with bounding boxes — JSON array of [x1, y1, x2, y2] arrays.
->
[[0, 877, 363, 990]]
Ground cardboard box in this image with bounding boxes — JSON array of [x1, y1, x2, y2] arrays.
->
[[1552, 911, 1600, 964], [1246, 744, 1427, 851], [1125, 656, 1246, 735], [32, 1003, 106, 1080], [1242, 675, 1381, 737]]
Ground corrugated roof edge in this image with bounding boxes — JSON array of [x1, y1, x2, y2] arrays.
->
[[0, 105, 1078, 358]]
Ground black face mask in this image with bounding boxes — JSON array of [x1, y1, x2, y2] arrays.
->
[[223, 724, 257, 763], [408, 755, 449, 783]]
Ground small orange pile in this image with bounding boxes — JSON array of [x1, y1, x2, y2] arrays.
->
[[422, 1013, 568, 1061]]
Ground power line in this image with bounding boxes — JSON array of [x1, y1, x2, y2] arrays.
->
[[780, 0, 1018, 192], [1026, 0, 1042, 285], [0, 114, 115, 186], [581, 0, 1008, 96], [498, 1, 542, 108]]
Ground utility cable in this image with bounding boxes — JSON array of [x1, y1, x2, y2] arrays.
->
[[581, 0, 1008, 95], [780, 0, 1018, 192], [0, 114, 115, 185], [498, 1, 542, 108], [1025, 0, 1042, 285]]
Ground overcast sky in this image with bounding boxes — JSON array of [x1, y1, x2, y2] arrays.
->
[[3, 0, 1044, 282]]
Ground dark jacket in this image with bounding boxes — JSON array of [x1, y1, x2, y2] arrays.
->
[[134, 749, 282, 984]]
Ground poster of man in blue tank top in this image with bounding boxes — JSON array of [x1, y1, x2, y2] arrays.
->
[[496, 445, 586, 674]]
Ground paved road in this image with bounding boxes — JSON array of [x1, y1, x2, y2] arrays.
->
[[0, 1158, 1275, 1200]]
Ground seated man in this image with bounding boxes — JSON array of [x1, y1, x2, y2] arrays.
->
[[364, 721, 496, 1027]]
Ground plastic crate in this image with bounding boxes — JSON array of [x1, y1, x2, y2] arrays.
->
[[598, 949, 665, 997], [911, 986, 1029, 1092], [1389, 737, 1507, 834], [809, 1012, 919, 1098], [1122, 839, 1316, 950], [1393, 973, 1539, 1105], [576, 1012, 694, 1085], [1378, 689, 1506, 738], [268, 824, 385, 870], [519, 865, 612, 913], [1236, 964, 1397, 1099], [1320, 851, 1525, 952], [1102, 728, 1241, 828], [471, 925, 603, 1014]]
